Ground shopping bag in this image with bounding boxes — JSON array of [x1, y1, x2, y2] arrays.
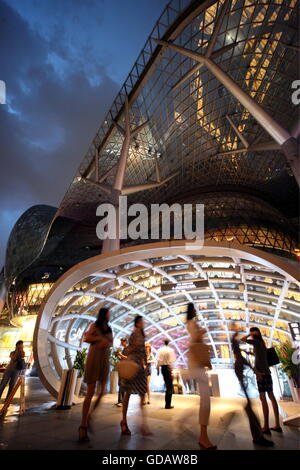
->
[[117, 359, 139, 380], [267, 347, 280, 366], [188, 342, 211, 368]]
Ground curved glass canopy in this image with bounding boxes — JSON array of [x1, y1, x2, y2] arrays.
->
[[34, 241, 300, 397]]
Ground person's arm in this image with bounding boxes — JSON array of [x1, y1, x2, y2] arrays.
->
[[240, 334, 253, 343], [10, 351, 17, 361], [116, 351, 127, 360], [106, 332, 113, 348], [148, 353, 156, 364], [83, 324, 109, 347]]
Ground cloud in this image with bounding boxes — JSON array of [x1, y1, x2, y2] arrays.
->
[[0, 0, 165, 268], [0, 1, 120, 266]]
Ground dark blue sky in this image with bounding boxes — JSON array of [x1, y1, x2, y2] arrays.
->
[[0, 0, 165, 267]]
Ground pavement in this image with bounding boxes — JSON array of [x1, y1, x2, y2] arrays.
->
[[0, 378, 299, 451]]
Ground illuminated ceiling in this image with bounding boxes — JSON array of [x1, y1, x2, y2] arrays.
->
[[34, 241, 300, 397], [58, 0, 299, 223]]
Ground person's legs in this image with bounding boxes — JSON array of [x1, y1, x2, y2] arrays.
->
[[197, 368, 215, 448], [259, 392, 269, 431], [147, 375, 151, 403], [120, 391, 132, 434], [162, 366, 173, 407], [268, 391, 280, 428], [117, 373, 122, 404], [91, 379, 107, 413], [244, 398, 263, 441], [6, 370, 19, 400], [139, 393, 152, 435], [161, 367, 168, 407], [81, 382, 96, 427], [0, 370, 11, 399], [122, 392, 130, 423], [235, 365, 263, 441]]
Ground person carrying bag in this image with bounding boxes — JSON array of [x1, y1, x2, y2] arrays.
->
[[186, 303, 216, 450], [188, 341, 212, 369], [0, 340, 25, 401]]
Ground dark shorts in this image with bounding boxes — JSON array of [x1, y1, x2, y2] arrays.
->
[[257, 373, 273, 393]]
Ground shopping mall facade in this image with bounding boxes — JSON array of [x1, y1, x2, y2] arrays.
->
[[0, 0, 299, 399]]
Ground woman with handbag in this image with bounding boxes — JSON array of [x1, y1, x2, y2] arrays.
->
[[241, 327, 282, 435], [78, 307, 113, 442], [186, 303, 216, 450], [0, 340, 25, 401], [120, 315, 151, 436]]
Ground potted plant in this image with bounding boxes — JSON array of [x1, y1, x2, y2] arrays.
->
[[73, 348, 87, 396], [276, 342, 300, 403], [109, 348, 120, 394]]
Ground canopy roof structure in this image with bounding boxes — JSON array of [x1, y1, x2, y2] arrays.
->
[[34, 241, 300, 397], [3, 0, 299, 299], [58, 0, 299, 225], [2, 2, 300, 395]]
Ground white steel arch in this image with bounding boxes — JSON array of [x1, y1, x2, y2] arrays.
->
[[33, 240, 300, 397]]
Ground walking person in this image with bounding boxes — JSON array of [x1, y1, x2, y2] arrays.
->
[[144, 343, 155, 405], [186, 303, 216, 450], [121, 315, 151, 436], [0, 340, 26, 401], [114, 337, 128, 407], [241, 327, 282, 435], [78, 307, 113, 442], [231, 324, 274, 447], [156, 339, 176, 409]]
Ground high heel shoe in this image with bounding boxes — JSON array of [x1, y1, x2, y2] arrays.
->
[[120, 420, 131, 435], [78, 426, 89, 442], [198, 442, 217, 450]]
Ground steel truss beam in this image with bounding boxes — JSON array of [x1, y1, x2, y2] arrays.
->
[[154, 39, 300, 185]]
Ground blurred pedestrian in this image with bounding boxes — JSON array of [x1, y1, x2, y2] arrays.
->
[[121, 315, 151, 436], [231, 324, 274, 447], [144, 343, 156, 404], [114, 337, 128, 407], [241, 327, 282, 435], [0, 340, 26, 401], [186, 303, 216, 450], [156, 339, 176, 409], [78, 307, 113, 442]]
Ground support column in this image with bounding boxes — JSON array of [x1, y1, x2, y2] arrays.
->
[[102, 98, 131, 254], [155, 39, 300, 185], [203, 56, 300, 184]]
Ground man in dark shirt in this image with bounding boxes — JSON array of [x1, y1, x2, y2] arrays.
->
[[241, 327, 282, 435]]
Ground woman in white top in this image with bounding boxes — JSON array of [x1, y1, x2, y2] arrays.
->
[[186, 302, 216, 450]]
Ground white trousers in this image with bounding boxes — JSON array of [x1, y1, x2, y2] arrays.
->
[[190, 366, 211, 425]]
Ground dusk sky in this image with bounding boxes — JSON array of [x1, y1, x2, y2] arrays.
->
[[0, 0, 165, 267]]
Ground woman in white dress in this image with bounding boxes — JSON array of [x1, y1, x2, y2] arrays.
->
[[186, 302, 216, 450]]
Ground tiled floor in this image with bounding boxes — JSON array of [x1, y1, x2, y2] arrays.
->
[[0, 378, 299, 450]]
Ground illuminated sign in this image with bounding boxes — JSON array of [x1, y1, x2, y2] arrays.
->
[[289, 322, 300, 342], [161, 280, 209, 292], [56, 327, 85, 342]]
